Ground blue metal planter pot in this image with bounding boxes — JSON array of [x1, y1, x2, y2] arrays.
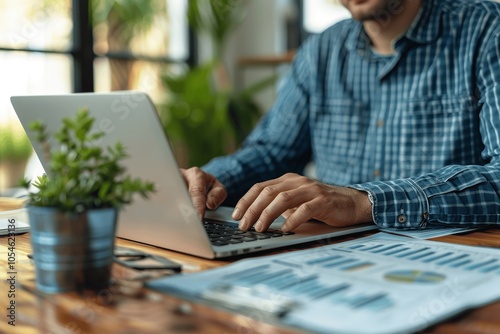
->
[[28, 207, 118, 293]]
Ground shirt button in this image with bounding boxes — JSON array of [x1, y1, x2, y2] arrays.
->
[[377, 120, 384, 127], [397, 214, 407, 223], [373, 169, 380, 177]]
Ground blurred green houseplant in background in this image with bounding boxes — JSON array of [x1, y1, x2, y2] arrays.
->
[[91, 0, 167, 90], [161, 0, 277, 167], [0, 125, 32, 163], [0, 124, 33, 191]]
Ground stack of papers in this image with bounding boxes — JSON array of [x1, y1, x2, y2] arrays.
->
[[382, 227, 478, 239], [148, 233, 500, 334], [0, 208, 30, 235], [0, 219, 30, 235]]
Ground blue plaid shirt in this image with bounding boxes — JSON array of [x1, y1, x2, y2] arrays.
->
[[204, 0, 500, 229]]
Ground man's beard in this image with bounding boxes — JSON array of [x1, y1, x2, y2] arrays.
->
[[350, 0, 406, 22]]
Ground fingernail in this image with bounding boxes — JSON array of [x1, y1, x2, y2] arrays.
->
[[280, 224, 289, 233], [232, 207, 241, 220], [238, 218, 247, 230], [207, 195, 216, 210], [255, 220, 263, 232]]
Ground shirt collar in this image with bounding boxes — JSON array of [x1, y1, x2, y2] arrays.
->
[[346, 0, 442, 53], [405, 0, 442, 44], [345, 22, 368, 53]]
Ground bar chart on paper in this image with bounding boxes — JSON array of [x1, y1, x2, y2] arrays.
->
[[148, 233, 500, 334]]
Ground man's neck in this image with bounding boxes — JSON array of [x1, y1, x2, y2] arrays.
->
[[363, 0, 423, 55]]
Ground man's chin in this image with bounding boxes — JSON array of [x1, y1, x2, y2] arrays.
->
[[343, 0, 404, 21], [349, 10, 380, 21], [346, 5, 378, 20]]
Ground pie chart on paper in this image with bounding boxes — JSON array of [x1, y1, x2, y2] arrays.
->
[[384, 270, 446, 284]]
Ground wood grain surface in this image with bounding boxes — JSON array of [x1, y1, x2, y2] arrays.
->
[[1, 220, 499, 334]]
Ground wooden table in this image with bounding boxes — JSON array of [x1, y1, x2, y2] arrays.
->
[[1, 228, 500, 334]]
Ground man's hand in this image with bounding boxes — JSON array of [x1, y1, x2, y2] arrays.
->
[[181, 167, 227, 218], [231, 173, 373, 232]]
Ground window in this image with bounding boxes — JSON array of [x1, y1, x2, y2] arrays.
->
[[91, 0, 193, 99], [299, 0, 351, 41], [0, 0, 194, 191]]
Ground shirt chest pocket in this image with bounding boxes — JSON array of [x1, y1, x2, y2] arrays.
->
[[398, 95, 479, 174], [310, 99, 369, 167]]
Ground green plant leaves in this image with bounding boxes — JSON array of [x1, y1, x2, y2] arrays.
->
[[162, 61, 276, 167], [90, 0, 164, 41], [22, 108, 155, 212], [0, 126, 33, 162], [188, 0, 246, 57], [161, 0, 277, 167]]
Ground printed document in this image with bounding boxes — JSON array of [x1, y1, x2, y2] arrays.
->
[[148, 233, 500, 334]]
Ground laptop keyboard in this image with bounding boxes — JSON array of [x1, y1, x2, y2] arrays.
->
[[203, 220, 294, 246]]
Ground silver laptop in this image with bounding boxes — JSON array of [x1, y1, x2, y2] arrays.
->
[[11, 91, 377, 258]]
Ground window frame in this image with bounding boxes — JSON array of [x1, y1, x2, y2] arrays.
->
[[0, 0, 196, 93]]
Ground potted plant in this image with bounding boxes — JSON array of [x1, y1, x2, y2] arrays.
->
[[161, 0, 277, 167], [90, 0, 166, 90], [21, 108, 154, 293]]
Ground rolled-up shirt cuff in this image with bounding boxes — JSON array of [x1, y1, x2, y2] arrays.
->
[[349, 179, 430, 229]]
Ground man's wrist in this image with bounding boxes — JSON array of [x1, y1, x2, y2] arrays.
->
[[353, 189, 374, 224]]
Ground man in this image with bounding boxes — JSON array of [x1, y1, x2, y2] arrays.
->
[[182, 0, 500, 232]]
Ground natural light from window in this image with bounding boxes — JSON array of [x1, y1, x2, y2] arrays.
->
[[304, 0, 351, 33]]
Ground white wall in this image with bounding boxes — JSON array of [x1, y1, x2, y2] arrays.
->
[[198, 0, 294, 111], [224, 0, 288, 73]]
